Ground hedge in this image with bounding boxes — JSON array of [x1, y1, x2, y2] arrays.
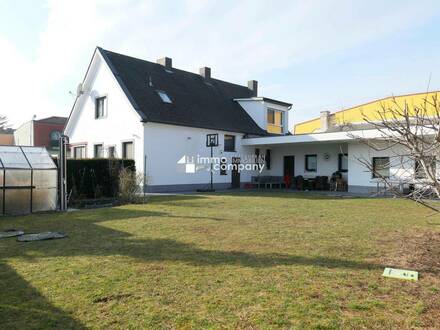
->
[[64, 159, 135, 199]]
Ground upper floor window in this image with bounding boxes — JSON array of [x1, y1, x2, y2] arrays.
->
[[372, 157, 390, 178], [49, 130, 61, 148], [224, 135, 236, 152], [267, 108, 284, 134], [95, 96, 107, 119]]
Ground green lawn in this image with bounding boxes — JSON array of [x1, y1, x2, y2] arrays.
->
[[1, 192, 439, 329]]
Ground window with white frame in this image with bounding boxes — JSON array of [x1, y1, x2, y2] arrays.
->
[[122, 141, 134, 159], [372, 157, 390, 178], [95, 96, 107, 119], [305, 154, 317, 172], [94, 144, 103, 158], [73, 146, 86, 159]]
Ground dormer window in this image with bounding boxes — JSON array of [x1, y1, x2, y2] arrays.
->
[[157, 90, 172, 103], [267, 108, 284, 134], [95, 96, 107, 119]]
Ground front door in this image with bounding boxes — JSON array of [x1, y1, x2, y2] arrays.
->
[[231, 157, 241, 188], [283, 156, 295, 177]]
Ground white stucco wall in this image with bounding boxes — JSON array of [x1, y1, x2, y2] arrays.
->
[[347, 142, 413, 189], [144, 122, 257, 188], [65, 52, 145, 170]]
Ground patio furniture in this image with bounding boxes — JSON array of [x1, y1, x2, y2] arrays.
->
[[251, 176, 286, 189], [314, 176, 329, 190], [293, 175, 304, 190]]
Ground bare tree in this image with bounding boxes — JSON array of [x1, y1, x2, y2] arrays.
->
[[349, 92, 440, 211], [0, 115, 10, 130]]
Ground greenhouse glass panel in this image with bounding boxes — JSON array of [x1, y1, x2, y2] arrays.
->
[[33, 170, 57, 189], [5, 169, 31, 187], [33, 188, 57, 212], [5, 189, 31, 215], [21, 147, 57, 169], [0, 146, 30, 169]]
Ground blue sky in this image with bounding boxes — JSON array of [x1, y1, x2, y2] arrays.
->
[[1, 0, 440, 128]]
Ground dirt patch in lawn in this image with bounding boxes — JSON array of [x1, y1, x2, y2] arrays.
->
[[378, 230, 440, 277], [376, 229, 440, 328]]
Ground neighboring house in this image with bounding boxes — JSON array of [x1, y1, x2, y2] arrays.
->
[[64, 46, 439, 194], [0, 127, 15, 145], [64, 47, 291, 192], [14, 116, 67, 156]]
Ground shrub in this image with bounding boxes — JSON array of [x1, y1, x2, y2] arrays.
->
[[66, 159, 135, 200], [118, 168, 145, 203]]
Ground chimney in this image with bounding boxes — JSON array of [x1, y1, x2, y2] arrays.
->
[[157, 57, 172, 69], [247, 80, 258, 96], [199, 67, 211, 79], [320, 111, 331, 132]]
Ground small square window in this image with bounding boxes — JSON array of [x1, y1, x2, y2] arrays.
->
[[224, 135, 235, 152], [157, 90, 172, 103], [372, 157, 390, 178], [305, 154, 317, 172]]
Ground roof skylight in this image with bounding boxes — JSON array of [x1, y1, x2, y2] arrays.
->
[[157, 90, 172, 103]]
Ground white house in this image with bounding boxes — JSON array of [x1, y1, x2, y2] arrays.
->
[[64, 47, 292, 192], [64, 47, 436, 194]]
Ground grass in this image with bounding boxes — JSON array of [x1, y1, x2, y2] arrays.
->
[[1, 191, 440, 329]]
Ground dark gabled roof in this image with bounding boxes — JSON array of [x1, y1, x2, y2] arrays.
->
[[36, 116, 67, 125], [98, 47, 267, 135]]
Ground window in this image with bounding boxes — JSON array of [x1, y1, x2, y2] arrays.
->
[[220, 157, 227, 175], [267, 109, 275, 124], [73, 146, 86, 159], [415, 157, 436, 179], [108, 146, 116, 158], [224, 135, 235, 152], [338, 153, 348, 172], [95, 96, 107, 119], [265, 149, 271, 170], [267, 108, 284, 134], [122, 141, 134, 159], [157, 90, 172, 103], [49, 130, 61, 148], [94, 144, 103, 158], [305, 154, 317, 172], [372, 157, 390, 178]]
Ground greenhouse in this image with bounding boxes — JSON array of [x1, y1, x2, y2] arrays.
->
[[0, 146, 58, 215]]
